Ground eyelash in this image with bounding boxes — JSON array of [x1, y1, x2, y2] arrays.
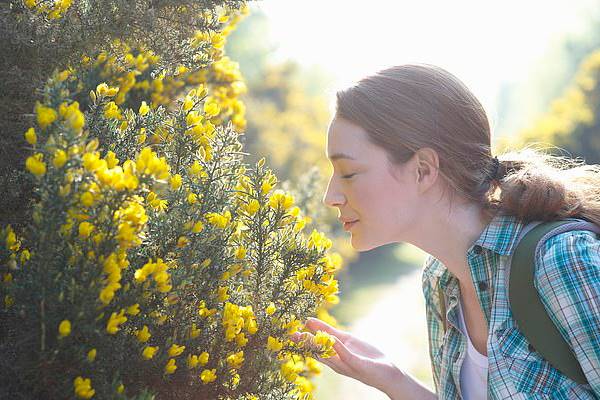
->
[[341, 173, 356, 179]]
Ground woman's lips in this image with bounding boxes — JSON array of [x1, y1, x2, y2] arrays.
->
[[343, 220, 359, 231]]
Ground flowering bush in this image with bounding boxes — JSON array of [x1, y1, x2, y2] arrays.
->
[[0, 1, 344, 399]]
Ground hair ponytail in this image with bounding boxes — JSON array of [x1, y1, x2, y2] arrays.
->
[[488, 148, 600, 225]]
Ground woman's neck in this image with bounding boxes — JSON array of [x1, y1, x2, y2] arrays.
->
[[407, 201, 493, 284]]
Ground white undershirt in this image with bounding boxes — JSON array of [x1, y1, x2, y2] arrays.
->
[[457, 298, 488, 399]]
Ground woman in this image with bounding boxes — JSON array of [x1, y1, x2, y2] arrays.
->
[[291, 64, 600, 399]]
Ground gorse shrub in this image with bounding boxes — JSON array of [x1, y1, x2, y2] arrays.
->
[[1, 1, 344, 399]]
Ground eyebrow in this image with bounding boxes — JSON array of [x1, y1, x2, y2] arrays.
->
[[328, 152, 356, 161]]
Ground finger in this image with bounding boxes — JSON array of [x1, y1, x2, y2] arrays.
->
[[330, 335, 360, 369], [289, 331, 311, 344], [305, 317, 350, 340], [289, 331, 320, 351], [316, 353, 353, 376]]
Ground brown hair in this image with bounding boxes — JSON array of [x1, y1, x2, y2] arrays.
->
[[335, 63, 600, 225]]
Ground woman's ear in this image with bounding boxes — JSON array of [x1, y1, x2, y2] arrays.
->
[[415, 148, 439, 189]]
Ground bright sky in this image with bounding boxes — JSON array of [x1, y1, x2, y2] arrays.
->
[[250, 0, 596, 131]]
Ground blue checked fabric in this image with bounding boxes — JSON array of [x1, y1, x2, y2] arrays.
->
[[421, 212, 600, 399]]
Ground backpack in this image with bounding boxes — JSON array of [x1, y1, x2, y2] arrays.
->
[[508, 217, 600, 385]]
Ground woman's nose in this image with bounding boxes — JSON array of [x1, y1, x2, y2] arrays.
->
[[323, 180, 345, 208]]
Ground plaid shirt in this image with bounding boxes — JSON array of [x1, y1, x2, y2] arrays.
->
[[421, 212, 600, 399]]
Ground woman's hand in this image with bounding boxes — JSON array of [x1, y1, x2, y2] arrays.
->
[[290, 317, 403, 395]]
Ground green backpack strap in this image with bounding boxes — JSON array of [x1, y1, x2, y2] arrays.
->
[[509, 219, 592, 385]]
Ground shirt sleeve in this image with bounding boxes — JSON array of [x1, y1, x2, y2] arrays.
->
[[422, 255, 444, 395], [534, 229, 600, 393]]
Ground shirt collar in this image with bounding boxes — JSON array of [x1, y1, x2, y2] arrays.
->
[[471, 212, 526, 256]]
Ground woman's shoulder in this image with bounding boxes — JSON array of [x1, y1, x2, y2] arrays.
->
[[421, 255, 446, 292], [533, 226, 600, 299], [535, 227, 600, 274]]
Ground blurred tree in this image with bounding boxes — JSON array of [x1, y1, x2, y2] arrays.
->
[[497, 48, 600, 164], [495, 5, 600, 144]]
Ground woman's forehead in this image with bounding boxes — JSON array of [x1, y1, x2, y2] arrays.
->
[[327, 118, 370, 157]]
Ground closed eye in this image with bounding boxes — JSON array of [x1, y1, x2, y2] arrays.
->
[[342, 173, 356, 179]]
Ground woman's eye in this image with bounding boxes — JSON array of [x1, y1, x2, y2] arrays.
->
[[341, 173, 356, 179]]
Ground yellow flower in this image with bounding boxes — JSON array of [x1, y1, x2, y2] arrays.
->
[[188, 160, 204, 177], [285, 318, 301, 335], [137, 128, 147, 144], [103, 101, 121, 119], [305, 356, 322, 374], [217, 286, 229, 302], [267, 336, 283, 352], [168, 343, 186, 357], [187, 193, 198, 204], [52, 149, 68, 168], [205, 210, 231, 229], [59, 101, 85, 132], [58, 319, 71, 337], [25, 153, 46, 176], [58, 69, 71, 82], [234, 246, 246, 259], [135, 147, 170, 180], [183, 97, 195, 112], [266, 302, 276, 315], [96, 83, 119, 97], [106, 309, 127, 334], [169, 174, 182, 190], [105, 151, 119, 168], [187, 354, 199, 368], [80, 192, 94, 207], [191, 221, 204, 233], [164, 358, 177, 374], [313, 330, 337, 358], [82, 152, 103, 172], [73, 376, 95, 399], [126, 303, 140, 315], [307, 229, 333, 251], [36, 104, 57, 130], [142, 345, 159, 360], [78, 222, 94, 239], [280, 358, 302, 382], [244, 199, 260, 215], [117, 384, 125, 394], [295, 376, 314, 395], [235, 332, 248, 347], [176, 236, 189, 248], [139, 101, 150, 116], [135, 325, 151, 343], [203, 100, 220, 117], [99, 282, 120, 305], [190, 323, 201, 339], [200, 368, 217, 384], [87, 348, 97, 362], [211, 33, 225, 49], [269, 189, 295, 210], [198, 351, 209, 365], [24, 127, 36, 145], [186, 110, 203, 126], [226, 351, 244, 369], [261, 180, 273, 194]]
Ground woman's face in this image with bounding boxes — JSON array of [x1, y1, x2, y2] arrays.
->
[[323, 117, 422, 251]]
